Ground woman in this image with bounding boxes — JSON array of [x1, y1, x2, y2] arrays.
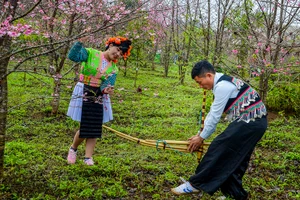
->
[[66, 36, 132, 165]]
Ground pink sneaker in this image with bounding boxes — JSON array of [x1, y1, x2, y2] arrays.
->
[[84, 158, 94, 166], [67, 148, 77, 164]]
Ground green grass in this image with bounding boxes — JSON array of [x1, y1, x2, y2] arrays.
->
[[1, 64, 299, 199]]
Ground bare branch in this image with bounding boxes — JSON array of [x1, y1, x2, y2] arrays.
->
[[2, 43, 65, 80], [11, 0, 43, 22]]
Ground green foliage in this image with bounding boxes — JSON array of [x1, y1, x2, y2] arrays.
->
[[267, 83, 300, 114], [2, 64, 299, 199]]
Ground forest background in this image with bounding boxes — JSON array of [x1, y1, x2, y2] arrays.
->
[[0, 0, 299, 199]]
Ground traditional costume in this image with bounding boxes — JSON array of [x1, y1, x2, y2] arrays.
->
[[188, 73, 267, 199], [67, 42, 118, 138]]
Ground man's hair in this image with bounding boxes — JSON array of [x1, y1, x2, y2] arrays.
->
[[191, 60, 215, 79]]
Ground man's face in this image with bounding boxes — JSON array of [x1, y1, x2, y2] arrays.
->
[[194, 73, 214, 90]]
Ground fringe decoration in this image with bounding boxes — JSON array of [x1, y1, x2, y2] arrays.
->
[[225, 87, 267, 123]]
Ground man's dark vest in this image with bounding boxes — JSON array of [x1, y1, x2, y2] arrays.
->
[[216, 75, 267, 122]]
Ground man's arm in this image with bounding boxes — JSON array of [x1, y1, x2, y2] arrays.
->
[[199, 81, 236, 139], [188, 81, 237, 152]]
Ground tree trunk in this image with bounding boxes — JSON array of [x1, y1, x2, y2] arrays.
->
[[0, 0, 18, 179], [0, 50, 9, 179], [51, 75, 62, 114], [163, 42, 171, 77], [205, 0, 211, 59], [50, 13, 75, 114], [151, 43, 158, 71]]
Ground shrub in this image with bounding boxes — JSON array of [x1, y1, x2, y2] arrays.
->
[[267, 83, 300, 115]]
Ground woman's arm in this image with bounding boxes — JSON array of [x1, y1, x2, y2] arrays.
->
[[101, 74, 117, 93], [68, 41, 88, 62]]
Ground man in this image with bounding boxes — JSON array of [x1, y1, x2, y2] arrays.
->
[[171, 60, 267, 200]]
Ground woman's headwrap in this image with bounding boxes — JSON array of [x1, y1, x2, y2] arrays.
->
[[105, 36, 132, 61]]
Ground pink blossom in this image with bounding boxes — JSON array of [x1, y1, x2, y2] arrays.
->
[[0, 30, 6, 37], [248, 35, 252, 39], [232, 49, 238, 54], [265, 46, 271, 52], [257, 42, 263, 47], [237, 65, 242, 68], [7, 31, 20, 37], [42, 16, 51, 20], [79, 74, 84, 81], [24, 29, 33, 35], [273, 69, 278, 73], [280, 58, 284, 63], [255, 49, 259, 54], [19, 3, 25, 10]]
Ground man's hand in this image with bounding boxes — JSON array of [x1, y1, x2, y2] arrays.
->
[[187, 135, 204, 153]]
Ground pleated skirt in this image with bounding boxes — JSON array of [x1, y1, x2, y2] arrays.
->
[[67, 82, 103, 138]]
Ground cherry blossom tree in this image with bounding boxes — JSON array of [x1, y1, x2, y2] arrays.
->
[[0, 0, 43, 179], [0, 0, 141, 178], [227, 0, 300, 102]]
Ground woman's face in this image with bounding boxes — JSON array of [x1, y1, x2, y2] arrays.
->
[[107, 45, 123, 61]]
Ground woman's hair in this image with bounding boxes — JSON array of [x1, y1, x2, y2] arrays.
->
[[105, 36, 132, 59], [191, 60, 215, 79]]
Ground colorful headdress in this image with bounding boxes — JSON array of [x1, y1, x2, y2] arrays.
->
[[105, 36, 132, 61]]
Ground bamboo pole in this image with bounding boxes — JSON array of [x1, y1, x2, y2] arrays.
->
[[102, 125, 210, 158]]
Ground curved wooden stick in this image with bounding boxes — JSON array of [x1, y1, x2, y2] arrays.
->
[[197, 89, 207, 162], [102, 125, 210, 154]]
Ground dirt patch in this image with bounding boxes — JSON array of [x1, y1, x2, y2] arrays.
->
[[267, 111, 279, 121]]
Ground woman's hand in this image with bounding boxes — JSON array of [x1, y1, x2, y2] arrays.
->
[[103, 87, 114, 95], [187, 135, 204, 153]]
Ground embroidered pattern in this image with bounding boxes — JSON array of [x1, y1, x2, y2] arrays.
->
[[232, 77, 244, 90], [225, 80, 267, 123]]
